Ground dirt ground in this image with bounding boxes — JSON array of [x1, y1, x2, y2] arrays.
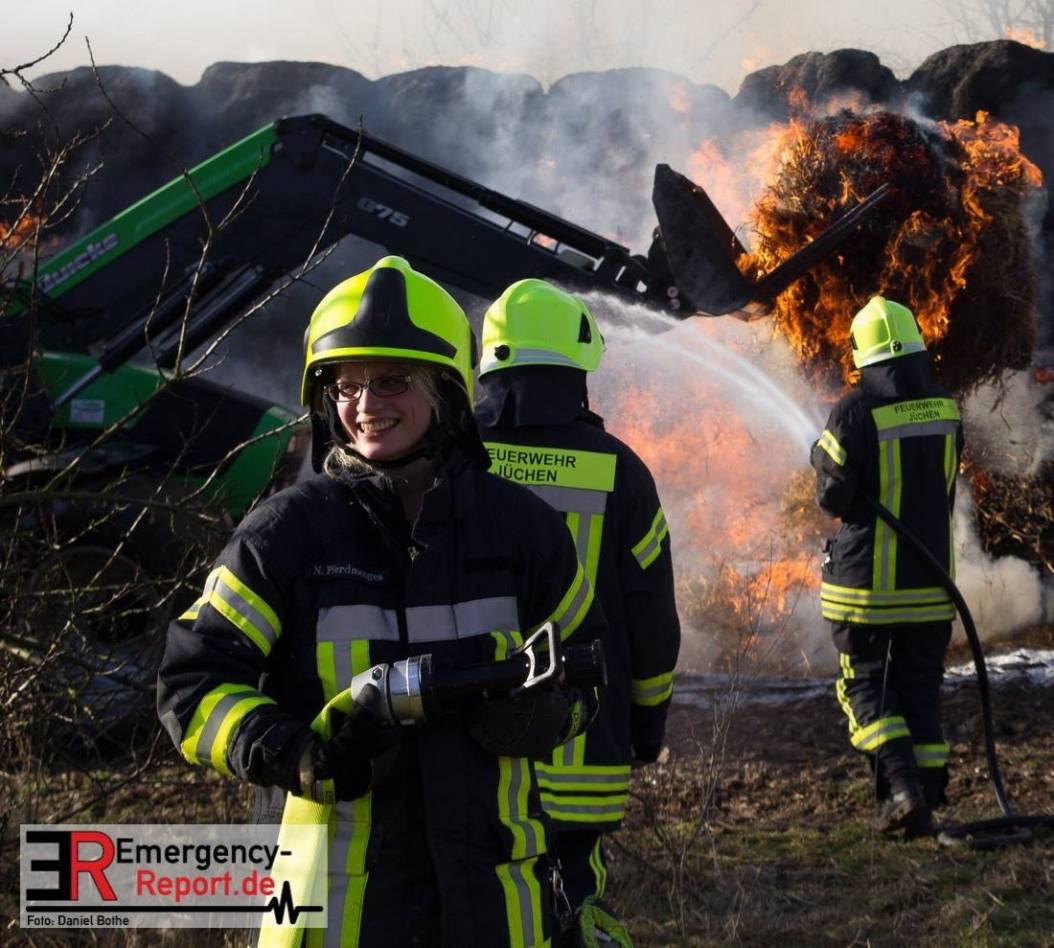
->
[[3, 631, 1051, 947], [609, 627, 1054, 946]]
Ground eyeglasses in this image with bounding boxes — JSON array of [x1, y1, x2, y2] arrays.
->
[[323, 374, 413, 403]]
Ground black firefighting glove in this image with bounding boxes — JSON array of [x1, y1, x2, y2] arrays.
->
[[468, 687, 580, 758], [297, 712, 403, 802]]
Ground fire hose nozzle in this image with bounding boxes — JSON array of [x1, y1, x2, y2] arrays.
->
[[347, 622, 607, 727]]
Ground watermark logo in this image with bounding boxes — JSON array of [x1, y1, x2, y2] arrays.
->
[[20, 824, 327, 930]]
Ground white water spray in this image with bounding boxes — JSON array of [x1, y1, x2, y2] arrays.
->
[[581, 292, 1051, 674]]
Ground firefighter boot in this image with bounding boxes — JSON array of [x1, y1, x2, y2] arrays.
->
[[873, 784, 934, 839], [919, 767, 949, 810]]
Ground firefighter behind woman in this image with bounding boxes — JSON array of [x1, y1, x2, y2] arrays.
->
[[157, 256, 604, 947], [811, 296, 963, 840]]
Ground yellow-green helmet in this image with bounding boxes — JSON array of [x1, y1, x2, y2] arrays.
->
[[301, 255, 475, 405], [478, 279, 605, 377], [849, 296, 926, 368]]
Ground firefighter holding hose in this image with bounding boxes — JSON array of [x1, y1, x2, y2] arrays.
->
[[158, 256, 604, 946], [811, 296, 964, 839], [477, 279, 681, 945]]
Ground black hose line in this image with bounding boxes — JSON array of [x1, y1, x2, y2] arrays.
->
[[860, 493, 1053, 848]]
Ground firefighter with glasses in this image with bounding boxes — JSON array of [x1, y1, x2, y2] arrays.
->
[[476, 279, 681, 946], [158, 256, 604, 946], [811, 296, 964, 839]]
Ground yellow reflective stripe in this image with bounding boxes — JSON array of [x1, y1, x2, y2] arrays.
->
[[195, 565, 281, 655], [317, 642, 338, 705], [584, 513, 604, 586], [179, 683, 274, 774], [221, 564, 281, 637], [915, 742, 950, 767], [485, 442, 617, 491], [818, 428, 847, 466], [497, 756, 546, 860], [631, 506, 670, 570], [873, 439, 902, 592], [539, 559, 592, 642], [263, 673, 381, 948], [330, 793, 371, 948], [538, 794, 626, 822], [851, 715, 911, 752], [552, 731, 586, 768], [566, 509, 581, 562], [180, 567, 221, 621], [821, 582, 951, 605], [891, 438, 902, 552], [496, 856, 545, 948], [350, 641, 371, 676], [589, 838, 607, 898], [822, 602, 957, 624], [632, 670, 674, 706], [535, 763, 630, 793], [211, 565, 280, 654], [318, 636, 373, 709], [835, 653, 860, 733], [945, 433, 957, 581], [871, 398, 960, 431], [491, 628, 524, 660], [873, 442, 889, 591], [944, 433, 956, 494]]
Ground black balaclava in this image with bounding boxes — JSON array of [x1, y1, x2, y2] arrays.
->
[[475, 364, 601, 429]]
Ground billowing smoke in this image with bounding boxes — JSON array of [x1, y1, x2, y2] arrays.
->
[[953, 490, 1048, 637], [4, 42, 1052, 674], [962, 370, 1054, 477]]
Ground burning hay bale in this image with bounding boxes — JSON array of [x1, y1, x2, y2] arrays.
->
[[744, 109, 1043, 394]]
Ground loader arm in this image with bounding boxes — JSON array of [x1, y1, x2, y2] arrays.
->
[[23, 113, 892, 366]]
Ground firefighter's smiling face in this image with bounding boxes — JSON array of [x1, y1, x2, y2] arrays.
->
[[333, 360, 434, 463]]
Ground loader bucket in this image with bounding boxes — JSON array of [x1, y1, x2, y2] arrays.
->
[[652, 163, 893, 316]]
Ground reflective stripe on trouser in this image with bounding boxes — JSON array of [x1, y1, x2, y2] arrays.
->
[[549, 829, 608, 911], [496, 755, 551, 946], [496, 855, 549, 948], [851, 715, 911, 752], [915, 742, 950, 768], [832, 621, 952, 796]]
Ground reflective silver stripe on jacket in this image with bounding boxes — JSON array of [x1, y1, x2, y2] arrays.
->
[[528, 484, 609, 515], [877, 419, 960, 442], [317, 597, 520, 645], [406, 596, 520, 643], [316, 604, 400, 642]]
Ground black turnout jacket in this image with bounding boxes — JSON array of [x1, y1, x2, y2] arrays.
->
[[158, 451, 602, 947], [477, 367, 680, 832], [810, 354, 964, 626]]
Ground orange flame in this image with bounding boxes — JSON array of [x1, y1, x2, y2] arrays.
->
[[737, 105, 1043, 390], [598, 323, 824, 657], [0, 211, 45, 246], [1004, 26, 1046, 49], [667, 81, 691, 118]]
